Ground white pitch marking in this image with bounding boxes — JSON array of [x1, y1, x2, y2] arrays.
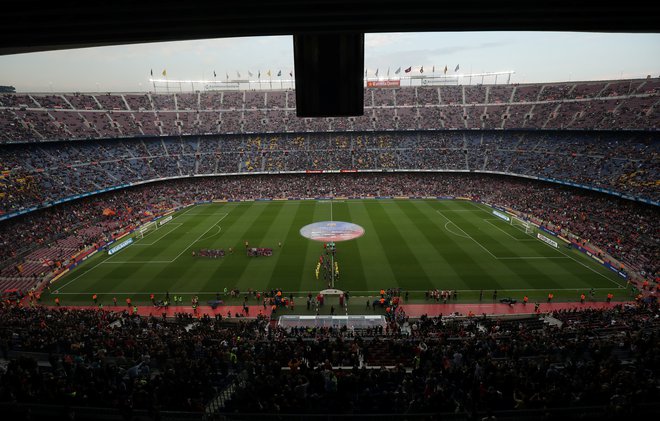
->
[[437, 210, 499, 259], [134, 223, 183, 246]]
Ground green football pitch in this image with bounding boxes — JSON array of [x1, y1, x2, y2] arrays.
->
[[43, 199, 627, 306]]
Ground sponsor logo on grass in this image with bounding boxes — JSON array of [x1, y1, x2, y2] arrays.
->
[[158, 215, 173, 226], [300, 221, 365, 242]]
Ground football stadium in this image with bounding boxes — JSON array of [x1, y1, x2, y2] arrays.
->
[[0, 4, 659, 421]]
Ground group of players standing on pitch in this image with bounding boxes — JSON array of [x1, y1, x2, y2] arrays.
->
[[316, 242, 340, 286]]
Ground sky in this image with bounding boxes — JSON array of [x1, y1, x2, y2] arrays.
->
[[0, 31, 658, 92]]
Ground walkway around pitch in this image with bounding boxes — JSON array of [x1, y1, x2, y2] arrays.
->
[[39, 300, 633, 319]]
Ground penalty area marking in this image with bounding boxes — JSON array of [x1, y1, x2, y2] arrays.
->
[[437, 210, 497, 259], [468, 201, 624, 289], [58, 213, 229, 291], [134, 223, 183, 246], [437, 210, 568, 261], [198, 224, 222, 242], [482, 219, 536, 241], [106, 213, 228, 264], [444, 221, 471, 239], [55, 235, 137, 291]]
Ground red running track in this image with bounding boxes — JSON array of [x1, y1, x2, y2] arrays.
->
[[398, 301, 633, 317], [34, 300, 634, 319], [41, 304, 268, 318]]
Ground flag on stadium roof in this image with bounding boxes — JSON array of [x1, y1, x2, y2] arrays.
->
[[248, 70, 253, 77], [289, 70, 293, 77], [444, 65, 448, 74], [420, 66, 424, 73], [267, 70, 271, 77], [150, 69, 153, 76], [432, 65, 435, 73], [375, 68, 379, 77], [455, 64, 460, 72], [213, 70, 217, 78], [162, 69, 167, 77], [236, 71, 241, 78], [277, 70, 281, 77], [404, 66, 412, 73], [225, 72, 229, 80], [395, 67, 401, 74], [258, 70, 261, 78], [387, 67, 390, 77]]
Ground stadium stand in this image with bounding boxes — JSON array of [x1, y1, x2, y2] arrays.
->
[[0, 79, 658, 420], [0, 79, 656, 143], [0, 130, 657, 217], [0, 299, 657, 419]]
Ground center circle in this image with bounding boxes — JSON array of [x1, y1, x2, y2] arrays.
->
[[299, 221, 365, 242]]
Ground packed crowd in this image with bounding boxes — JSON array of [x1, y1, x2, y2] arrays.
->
[[0, 78, 658, 143], [0, 300, 657, 417], [0, 130, 657, 216], [0, 172, 656, 297]]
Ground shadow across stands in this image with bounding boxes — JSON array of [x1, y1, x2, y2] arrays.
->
[[0, 300, 658, 420]]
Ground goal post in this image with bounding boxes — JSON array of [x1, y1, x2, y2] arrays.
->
[[137, 220, 158, 239], [511, 215, 534, 234]]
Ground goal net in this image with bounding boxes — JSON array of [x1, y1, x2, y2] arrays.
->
[[511, 216, 534, 234], [137, 221, 158, 239]]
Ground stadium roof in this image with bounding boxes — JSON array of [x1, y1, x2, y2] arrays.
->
[[4, 1, 659, 116], [2, 0, 659, 55]]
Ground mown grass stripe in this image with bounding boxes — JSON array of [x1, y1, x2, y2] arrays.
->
[[200, 202, 283, 292], [447, 209, 563, 290], [363, 201, 433, 290], [328, 201, 368, 293], [348, 201, 398, 290], [414, 200, 507, 290], [271, 201, 318, 293], [395, 201, 468, 290]]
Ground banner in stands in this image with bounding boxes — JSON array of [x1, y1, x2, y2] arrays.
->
[[366, 80, 400, 87], [603, 262, 628, 279], [537, 176, 659, 207], [571, 242, 627, 279], [492, 210, 511, 222], [538, 226, 559, 237], [108, 238, 133, 255]]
